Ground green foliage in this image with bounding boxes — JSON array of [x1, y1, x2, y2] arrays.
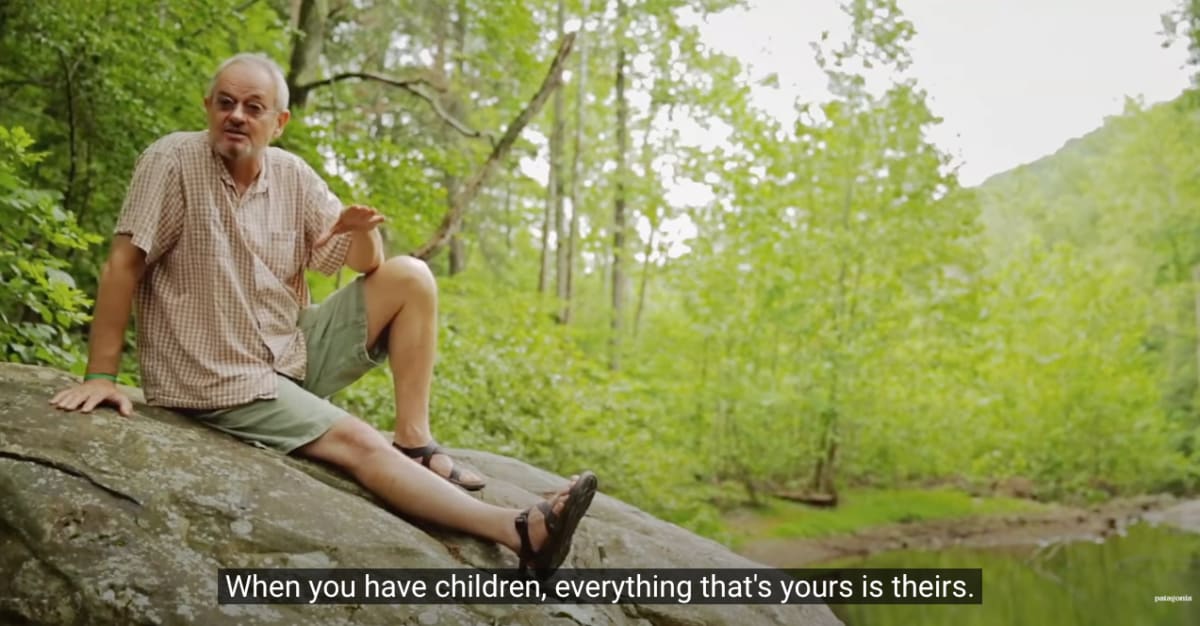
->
[[331, 269, 716, 530], [964, 240, 1183, 496], [1, 0, 1196, 546], [655, 0, 982, 498], [0, 126, 100, 368], [0, 0, 289, 296], [1163, 0, 1200, 83], [974, 93, 1200, 496]]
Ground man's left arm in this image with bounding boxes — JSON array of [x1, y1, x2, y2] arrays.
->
[[345, 225, 384, 274], [303, 169, 384, 275]]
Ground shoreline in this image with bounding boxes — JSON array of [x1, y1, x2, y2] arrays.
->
[[734, 494, 1194, 566]]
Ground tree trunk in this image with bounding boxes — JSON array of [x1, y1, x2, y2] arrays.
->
[[810, 408, 839, 501], [537, 182, 553, 293], [633, 227, 654, 338], [537, 2, 560, 296], [504, 179, 514, 255], [59, 50, 79, 217], [446, 0, 468, 275], [808, 140, 862, 499], [609, 0, 629, 371], [445, 172, 465, 275], [285, 0, 327, 108], [631, 95, 661, 339], [448, 223, 466, 274], [552, 0, 569, 322], [538, 0, 566, 297], [564, 0, 589, 325]]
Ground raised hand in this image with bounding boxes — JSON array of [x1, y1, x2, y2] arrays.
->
[[314, 204, 385, 248]]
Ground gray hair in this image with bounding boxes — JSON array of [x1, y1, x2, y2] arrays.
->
[[207, 53, 290, 111]]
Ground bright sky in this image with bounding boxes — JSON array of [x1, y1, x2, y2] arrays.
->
[[694, 0, 1194, 186]]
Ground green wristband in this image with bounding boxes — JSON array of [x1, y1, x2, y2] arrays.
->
[[84, 373, 118, 382]]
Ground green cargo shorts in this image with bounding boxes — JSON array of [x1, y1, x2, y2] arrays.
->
[[190, 276, 387, 453]]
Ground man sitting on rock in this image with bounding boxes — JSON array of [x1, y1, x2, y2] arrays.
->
[[49, 52, 596, 580]]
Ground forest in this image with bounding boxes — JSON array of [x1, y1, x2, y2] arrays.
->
[[3, 0, 1200, 542]]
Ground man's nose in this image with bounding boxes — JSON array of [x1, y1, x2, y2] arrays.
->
[[227, 104, 247, 123]]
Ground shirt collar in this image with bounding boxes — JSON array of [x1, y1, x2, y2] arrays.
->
[[211, 144, 271, 194]]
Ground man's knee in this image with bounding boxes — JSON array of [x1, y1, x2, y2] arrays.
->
[[299, 415, 389, 468], [372, 255, 436, 295]]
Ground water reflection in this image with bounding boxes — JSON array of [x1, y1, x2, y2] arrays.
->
[[829, 523, 1200, 626]]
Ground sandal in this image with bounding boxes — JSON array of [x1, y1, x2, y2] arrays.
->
[[394, 440, 487, 491], [515, 471, 598, 580]]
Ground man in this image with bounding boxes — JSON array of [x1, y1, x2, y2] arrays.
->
[[49, 53, 595, 580]]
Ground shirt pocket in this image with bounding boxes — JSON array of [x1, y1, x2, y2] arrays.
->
[[259, 230, 300, 279]]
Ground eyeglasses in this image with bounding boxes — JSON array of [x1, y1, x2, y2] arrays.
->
[[215, 95, 275, 120]]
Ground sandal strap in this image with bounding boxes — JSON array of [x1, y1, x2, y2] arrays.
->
[[538, 500, 558, 533], [395, 441, 442, 468], [394, 441, 486, 490], [515, 509, 536, 564], [515, 501, 557, 567]]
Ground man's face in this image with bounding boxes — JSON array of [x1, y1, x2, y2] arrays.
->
[[204, 62, 290, 163]]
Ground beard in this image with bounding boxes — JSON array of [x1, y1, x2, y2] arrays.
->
[[216, 139, 253, 161], [210, 129, 257, 162]]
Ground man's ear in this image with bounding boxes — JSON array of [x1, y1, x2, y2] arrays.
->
[[274, 110, 291, 138]]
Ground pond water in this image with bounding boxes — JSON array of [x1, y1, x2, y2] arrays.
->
[[829, 522, 1200, 626]]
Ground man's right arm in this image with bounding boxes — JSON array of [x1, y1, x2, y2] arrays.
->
[[51, 139, 183, 415], [49, 235, 145, 416]]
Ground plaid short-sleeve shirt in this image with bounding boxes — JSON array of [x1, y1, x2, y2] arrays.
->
[[115, 131, 352, 409]]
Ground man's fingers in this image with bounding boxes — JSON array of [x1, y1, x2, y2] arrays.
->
[[344, 205, 384, 224], [52, 391, 80, 410], [80, 394, 103, 413], [315, 205, 383, 248], [51, 388, 84, 407], [117, 395, 134, 417]]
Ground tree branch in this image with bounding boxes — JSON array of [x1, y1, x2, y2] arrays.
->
[[296, 71, 486, 140], [411, 32, 577, 261], [296, 70, 437, 92]]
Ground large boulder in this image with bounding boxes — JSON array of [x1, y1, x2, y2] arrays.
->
[[0, 363, 841, 625]]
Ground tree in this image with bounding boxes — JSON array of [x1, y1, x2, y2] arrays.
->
[[0, 126, 100, 368], [609, 0, 631, 370]]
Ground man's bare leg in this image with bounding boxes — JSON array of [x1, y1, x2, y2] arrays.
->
[[295, 416, 573, 555], [360, 255, 483, 484]]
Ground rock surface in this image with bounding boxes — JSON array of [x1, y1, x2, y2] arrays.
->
[[1146, 498, 1200, 535], [0, 363, 841, 625]]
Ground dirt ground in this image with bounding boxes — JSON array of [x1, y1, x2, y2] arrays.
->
[[734, 494, 1188, 567]]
